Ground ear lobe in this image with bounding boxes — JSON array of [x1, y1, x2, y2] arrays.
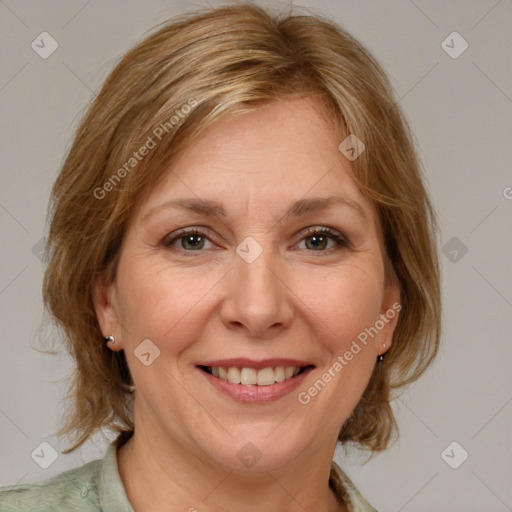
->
[[379, 281, 401, 351], [92, 274, 120, 346]]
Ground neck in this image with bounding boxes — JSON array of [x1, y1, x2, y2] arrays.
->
[[116, 425, 346, 512]]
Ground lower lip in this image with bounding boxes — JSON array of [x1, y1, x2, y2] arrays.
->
[[198, 367, 313, 403]]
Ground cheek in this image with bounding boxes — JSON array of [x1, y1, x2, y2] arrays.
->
[[116, 256, 223, 347], [295, 269, 382, 429], [301, 264, 383, 349]]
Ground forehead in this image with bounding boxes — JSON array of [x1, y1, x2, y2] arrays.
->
[[137, 97, 376, 225]]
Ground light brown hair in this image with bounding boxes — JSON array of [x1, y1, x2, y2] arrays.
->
[[42, 2, 441, 454]]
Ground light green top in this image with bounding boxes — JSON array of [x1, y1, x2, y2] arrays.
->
[[0, 436, 377, 512]]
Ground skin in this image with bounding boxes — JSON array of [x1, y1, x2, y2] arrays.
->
[[94, 97, 400, 512]]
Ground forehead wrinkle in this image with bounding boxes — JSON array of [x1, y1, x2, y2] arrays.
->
[[141, 195, 368, 226]]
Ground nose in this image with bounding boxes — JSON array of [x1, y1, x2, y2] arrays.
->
[[220, 242, 294, 339]]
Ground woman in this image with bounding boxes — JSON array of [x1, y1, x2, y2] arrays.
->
[[0, 3, 440, 511]]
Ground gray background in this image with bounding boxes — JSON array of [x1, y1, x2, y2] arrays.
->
[[1, 0, 511, 510]]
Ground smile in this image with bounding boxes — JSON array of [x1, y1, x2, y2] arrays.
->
[[197, 358, 315, 403], [201, 365, 309, 386]]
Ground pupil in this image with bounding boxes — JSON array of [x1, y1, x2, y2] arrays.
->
[[183, 234, 203, 250], [308, 235, 326, 250]]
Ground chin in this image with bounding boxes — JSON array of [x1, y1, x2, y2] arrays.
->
[[193, 423, 314, 475]]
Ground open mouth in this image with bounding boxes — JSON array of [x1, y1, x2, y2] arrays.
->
[[198, 365, 314, 386]]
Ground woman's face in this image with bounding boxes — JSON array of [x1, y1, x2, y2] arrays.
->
[[96, 97, 399, 472]]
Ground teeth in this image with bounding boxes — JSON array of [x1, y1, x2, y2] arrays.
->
[[227, 367, 241, 384], [210, 366, 302, 386], [274, 366, 285, 382], [257, 367, 275, 385], [240, 368, 257, 385]]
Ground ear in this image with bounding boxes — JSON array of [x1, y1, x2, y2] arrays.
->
[[378, 280, 401, 356], [92, 274, 124, 351]]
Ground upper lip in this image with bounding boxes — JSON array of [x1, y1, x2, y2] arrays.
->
[[197, 358, 315, 370]]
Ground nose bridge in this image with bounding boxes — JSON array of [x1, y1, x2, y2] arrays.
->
[[238, 239, 276, 294], [222, 236, 293, 337]]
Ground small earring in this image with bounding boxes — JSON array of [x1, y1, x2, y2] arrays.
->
[[104, 334, 115, 345], [377, 343, 386, 362]]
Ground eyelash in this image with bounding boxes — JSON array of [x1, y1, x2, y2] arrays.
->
[[162, 226, 349, 256]]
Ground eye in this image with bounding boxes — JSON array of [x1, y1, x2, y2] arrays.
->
[[297, 227, 349, 253], [162, 228, 216, 253], [162, 226, 349, 255]]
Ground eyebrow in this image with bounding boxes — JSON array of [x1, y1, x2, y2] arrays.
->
[[142, 195, 367, 224]]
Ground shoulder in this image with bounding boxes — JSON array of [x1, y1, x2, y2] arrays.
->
[[0, 459, 102, 512]]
